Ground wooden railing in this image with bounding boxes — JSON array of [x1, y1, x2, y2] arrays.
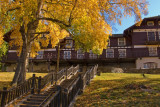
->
[[40, 64, 98, 107], [0, 65, 79, 107], [0, 74, 37, 107]]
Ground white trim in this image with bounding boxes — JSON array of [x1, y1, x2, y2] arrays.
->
[[118, 38, 126, 46], [44, 49, 56, 51], [133, 29, 160, 32], [109, 46, 131, 49], [134, 45, 158, 48], [118, 49, 126, 58], [8, 50, 17, 52]]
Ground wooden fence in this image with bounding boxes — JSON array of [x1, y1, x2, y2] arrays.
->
[[0, 65, 79, 107], [40, 64, 98, 107]]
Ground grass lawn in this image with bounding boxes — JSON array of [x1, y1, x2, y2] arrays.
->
[[75, 73, 160, 106], [0, 72, 47, 90]]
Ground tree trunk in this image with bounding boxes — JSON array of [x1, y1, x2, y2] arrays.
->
[[11, 24, 29, 85]]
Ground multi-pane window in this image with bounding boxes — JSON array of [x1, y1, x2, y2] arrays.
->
[[36, 51, 44, 59], [118, 38, 125, 46], [106, 49, 114, 58], [89, 50, 97, 59], [147, 21, 154, 26], [77, 49, 84, 59], [148, 32, 156, 41], [118, 49, 126, 58], [144, 62, 157, 69], [65, 40, 73, 48], [64, 51, 71, 59], [148, 47, 157, 56]]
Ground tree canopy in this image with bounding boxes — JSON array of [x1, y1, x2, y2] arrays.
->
[[0, 0, 148, 54]]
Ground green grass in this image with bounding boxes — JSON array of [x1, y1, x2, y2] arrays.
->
[[0, 72, 47, 90], [75, 73, 160, 106]]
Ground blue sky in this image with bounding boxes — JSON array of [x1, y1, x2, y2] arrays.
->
[[113, 0, 160, 34]]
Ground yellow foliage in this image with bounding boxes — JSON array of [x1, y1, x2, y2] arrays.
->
[[0, 0, 148, 55]]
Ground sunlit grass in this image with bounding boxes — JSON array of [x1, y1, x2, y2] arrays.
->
[[75, 73, 160, 106], [0, 72, 47, 90]]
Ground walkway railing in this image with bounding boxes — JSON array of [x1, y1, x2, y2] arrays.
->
[[0, 65, 79, 107], [40, 64, 98, 107]]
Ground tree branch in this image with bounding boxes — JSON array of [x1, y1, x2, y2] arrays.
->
[[29, 31, 50, 43], [38, 17, 71, 27], [6, 7, 21, 15]]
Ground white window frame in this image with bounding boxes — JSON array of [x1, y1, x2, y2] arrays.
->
[[36, 51, 44, 59], [158, 32, 160, 40], [64, 51, 71, 59], [148, 47, 157, 56], [89, 50, 97, 59], [143, 62, 157, 69], [118, 38, 126, 46], [65, 40, 73, 48], [147, 21, 154, 26], [77, 49, 84, 59], [147, 32, 156, 41], [106, 49, 114, 58], [118, 49, 126, 58]]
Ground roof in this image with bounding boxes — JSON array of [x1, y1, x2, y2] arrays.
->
[[123, 15, 160, 36], [111, 34, 124, 37]]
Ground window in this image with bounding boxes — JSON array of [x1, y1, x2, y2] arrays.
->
[[36, 51, 44, 59], [147, 32, 156, 41], [118, 49, 126, 58], [147, 21, 154, 26], [77, 49, 84, 59], [159, 32, 160, 40], [64, 51, 71, 59], [158, 21, 160, 26], [106, 49, 114, 58], [144, 62, 157, 69], [118, 38, 125, 46], [65, 40, 73, 48], [89, 50, 97, 59], [148, 47, 157, 56]]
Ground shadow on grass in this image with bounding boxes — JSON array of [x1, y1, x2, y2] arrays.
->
[[75, 77, 160, 107], [0, 81, 11, 90]]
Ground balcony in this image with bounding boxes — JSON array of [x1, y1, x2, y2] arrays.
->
[[145, 41, 160, 45]]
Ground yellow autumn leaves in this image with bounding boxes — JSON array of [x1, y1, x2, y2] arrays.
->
[[30, 22, 69, 57], [0, 0, 148, 56]]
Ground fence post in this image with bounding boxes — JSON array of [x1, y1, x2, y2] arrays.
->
[[57, 85, 62, 107], [64, 89, 68, 107], [38, 76, 41, 94], [51, 72, 54, 85], [31, 74, 36, 94], [78, 74, 83, 95], [1, 87, 8, 107], [66, 68, 68, 79]]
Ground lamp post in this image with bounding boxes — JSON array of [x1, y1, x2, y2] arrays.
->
[[47, 53, 52, 72]]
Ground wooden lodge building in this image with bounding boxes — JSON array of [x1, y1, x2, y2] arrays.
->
[[2, 16, 160, 72]]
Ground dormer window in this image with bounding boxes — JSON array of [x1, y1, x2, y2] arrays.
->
[[147, 21, 154, 26], [65, 40, 73, 48], [118, 38, 125, 46]]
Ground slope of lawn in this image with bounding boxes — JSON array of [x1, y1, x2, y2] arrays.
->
[[0, 72, 47, 90], [75, 73, 160, 106]]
